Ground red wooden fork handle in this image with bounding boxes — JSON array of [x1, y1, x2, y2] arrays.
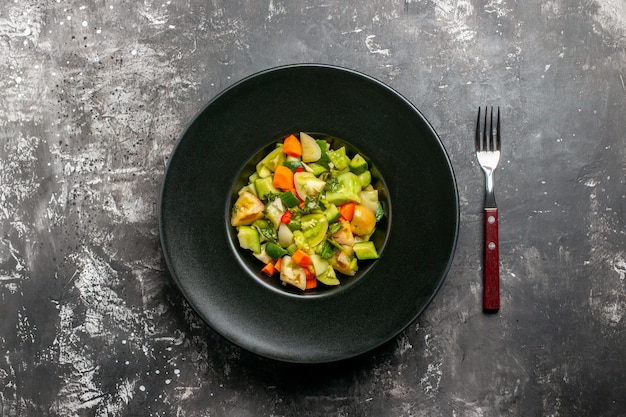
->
[[483, 208, 500, 312]]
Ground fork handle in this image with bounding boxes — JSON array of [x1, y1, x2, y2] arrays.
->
[[483, 208, 500, 312]]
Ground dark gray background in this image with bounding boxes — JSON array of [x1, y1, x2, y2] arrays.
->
[[1, 0, 624, 416]]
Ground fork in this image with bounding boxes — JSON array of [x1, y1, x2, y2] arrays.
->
[[475, 106, 501, 312]]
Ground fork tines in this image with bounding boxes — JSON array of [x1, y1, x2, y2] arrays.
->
[[476, 106, 501, 152]]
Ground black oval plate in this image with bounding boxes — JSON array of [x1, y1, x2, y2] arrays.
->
[[159, 64, 459, 363]]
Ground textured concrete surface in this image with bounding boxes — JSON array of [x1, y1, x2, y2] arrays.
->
[[1, 0, 625, 416]]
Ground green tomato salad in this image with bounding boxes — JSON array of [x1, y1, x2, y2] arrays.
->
[[230, 132, 385, 291]]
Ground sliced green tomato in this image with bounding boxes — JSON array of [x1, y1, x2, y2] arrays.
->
[[317, 265, 340, 286], [310, 256, 340, 286], [300, 132, 322, 162], [293, 230, 309, 252], [310, 254, 328, 276], [294, 171, 326, 200], [300, 213, 329, 247], [279, 255, 307, 290]]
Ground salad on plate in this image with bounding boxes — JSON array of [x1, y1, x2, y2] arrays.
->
[[230, 133, 384, 291]]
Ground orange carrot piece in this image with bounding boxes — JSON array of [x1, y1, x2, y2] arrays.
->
[[273, 165, 294, 190], [339, 202, 356, 221], [305, 278, 317, 289], [292, 249, 313, 267], [274, 257, 282, 272], [282, 134, 302, 157], [261, 262, 275, 276]]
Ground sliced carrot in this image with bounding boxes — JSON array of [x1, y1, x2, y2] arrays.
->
[[261, 262, 275, 276], [339, 202, 356, 222], [274, 257, 282, 272], [282, 134, 302, 157], [273, 165, 294, 190], [305, 278, 317, 289], [292, 249, 313, 267]]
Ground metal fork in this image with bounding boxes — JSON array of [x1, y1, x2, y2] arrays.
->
[[475, 106, 501, 312]]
